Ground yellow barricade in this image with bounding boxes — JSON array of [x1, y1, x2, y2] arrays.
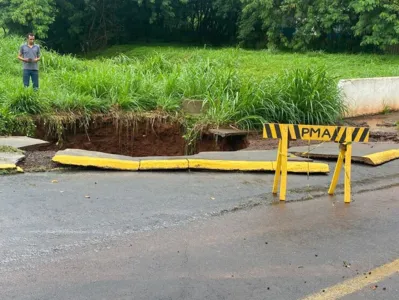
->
[[263, 123, 370, 203]]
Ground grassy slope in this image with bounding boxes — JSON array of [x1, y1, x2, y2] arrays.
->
[[2, 35, 398, 138], [90, 44, 399, 81]]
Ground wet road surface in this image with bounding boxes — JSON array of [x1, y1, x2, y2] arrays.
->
[[1, 162, 398, 299]]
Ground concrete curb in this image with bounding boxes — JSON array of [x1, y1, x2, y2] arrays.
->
[[139, 159, 189, 170], [186, 159, 329, 173], [0, 162, 24, 173], [53, 155, 140, 171], [363, 149, 399, 166], [0, 162, 18, 170], [52, 151, 330, 174]]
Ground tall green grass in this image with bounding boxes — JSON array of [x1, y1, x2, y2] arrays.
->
[[90, 44, 399, 80], [1, 35, 349, 137]]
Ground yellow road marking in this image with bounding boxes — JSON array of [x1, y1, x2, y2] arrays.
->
[[302, 258, 399, 300]]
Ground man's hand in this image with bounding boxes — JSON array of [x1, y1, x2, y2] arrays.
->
[[17, 55, 40, 63]]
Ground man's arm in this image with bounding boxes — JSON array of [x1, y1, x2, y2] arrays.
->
[[17, 54, 27, 62], [17, 46, 27, 62], [34, 46, 41, 62]]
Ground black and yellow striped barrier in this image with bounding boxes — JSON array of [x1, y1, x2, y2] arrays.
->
[[263, 123, 370, 143], [263, 123, 370, 203]]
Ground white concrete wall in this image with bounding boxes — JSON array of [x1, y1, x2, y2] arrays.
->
[[338, 77, 399, 117]]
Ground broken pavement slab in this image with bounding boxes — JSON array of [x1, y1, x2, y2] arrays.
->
[[0, 152, 25, 164], [0, 161, 18, 170], [208, 128, 250, 138], [0, 146, 25, 174], [52, 148, 329, 174], [53, 149, 141, 171], [54, 150, 189, 171], [0, 161, 24, 174], [289, 142, 399, 166], [0, 136, 49, 150]]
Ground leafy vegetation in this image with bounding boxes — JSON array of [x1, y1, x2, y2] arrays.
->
[[1, 0, 399, 53]]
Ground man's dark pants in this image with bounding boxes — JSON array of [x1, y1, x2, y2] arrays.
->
[[23, 69, 39, 89]]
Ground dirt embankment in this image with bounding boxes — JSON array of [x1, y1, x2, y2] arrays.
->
[[32, 116, 248, 157]]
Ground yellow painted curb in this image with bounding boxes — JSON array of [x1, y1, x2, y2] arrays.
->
[[188, 159, 274, 171], [188, 159, 329, 173], [0, 163, 17, 170], [283, 162, 329, 173], [53, 155, 140, 171], [139, 159, 189, 170], [16, 167, 24, 173], [363, 149, 399, 166], [52, 155, 329, 173]]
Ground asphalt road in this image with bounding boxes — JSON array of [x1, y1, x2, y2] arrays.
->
[[1, 159, 398, 299]]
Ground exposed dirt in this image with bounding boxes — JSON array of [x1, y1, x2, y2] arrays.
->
[[18, 150, 58, 172], [345, 111, 399, 130], [369, 131, 399, 143], [197, 134, 249, 152], [342, 112, 399, 143], [32, 117, 251, 157], [13, 113, 398, 172], [34, 118, 187, 156], [344, 111, 399, 136]]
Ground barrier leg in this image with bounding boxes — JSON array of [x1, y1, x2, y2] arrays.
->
[[344, 142, 352, 203], [328, 145, 345, 195], [344, 128, 353, 203], [272, 139, 282, 194], [279, 126, 289, 201]]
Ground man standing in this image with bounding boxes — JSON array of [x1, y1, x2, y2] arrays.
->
[[18, 33, 41, 90]]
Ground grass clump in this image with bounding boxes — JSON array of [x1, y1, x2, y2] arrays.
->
[[270, 68, 346, 124], [0, 145, 24, 154], [0, 107, 36, 136], [6, 87, 50, 115]]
